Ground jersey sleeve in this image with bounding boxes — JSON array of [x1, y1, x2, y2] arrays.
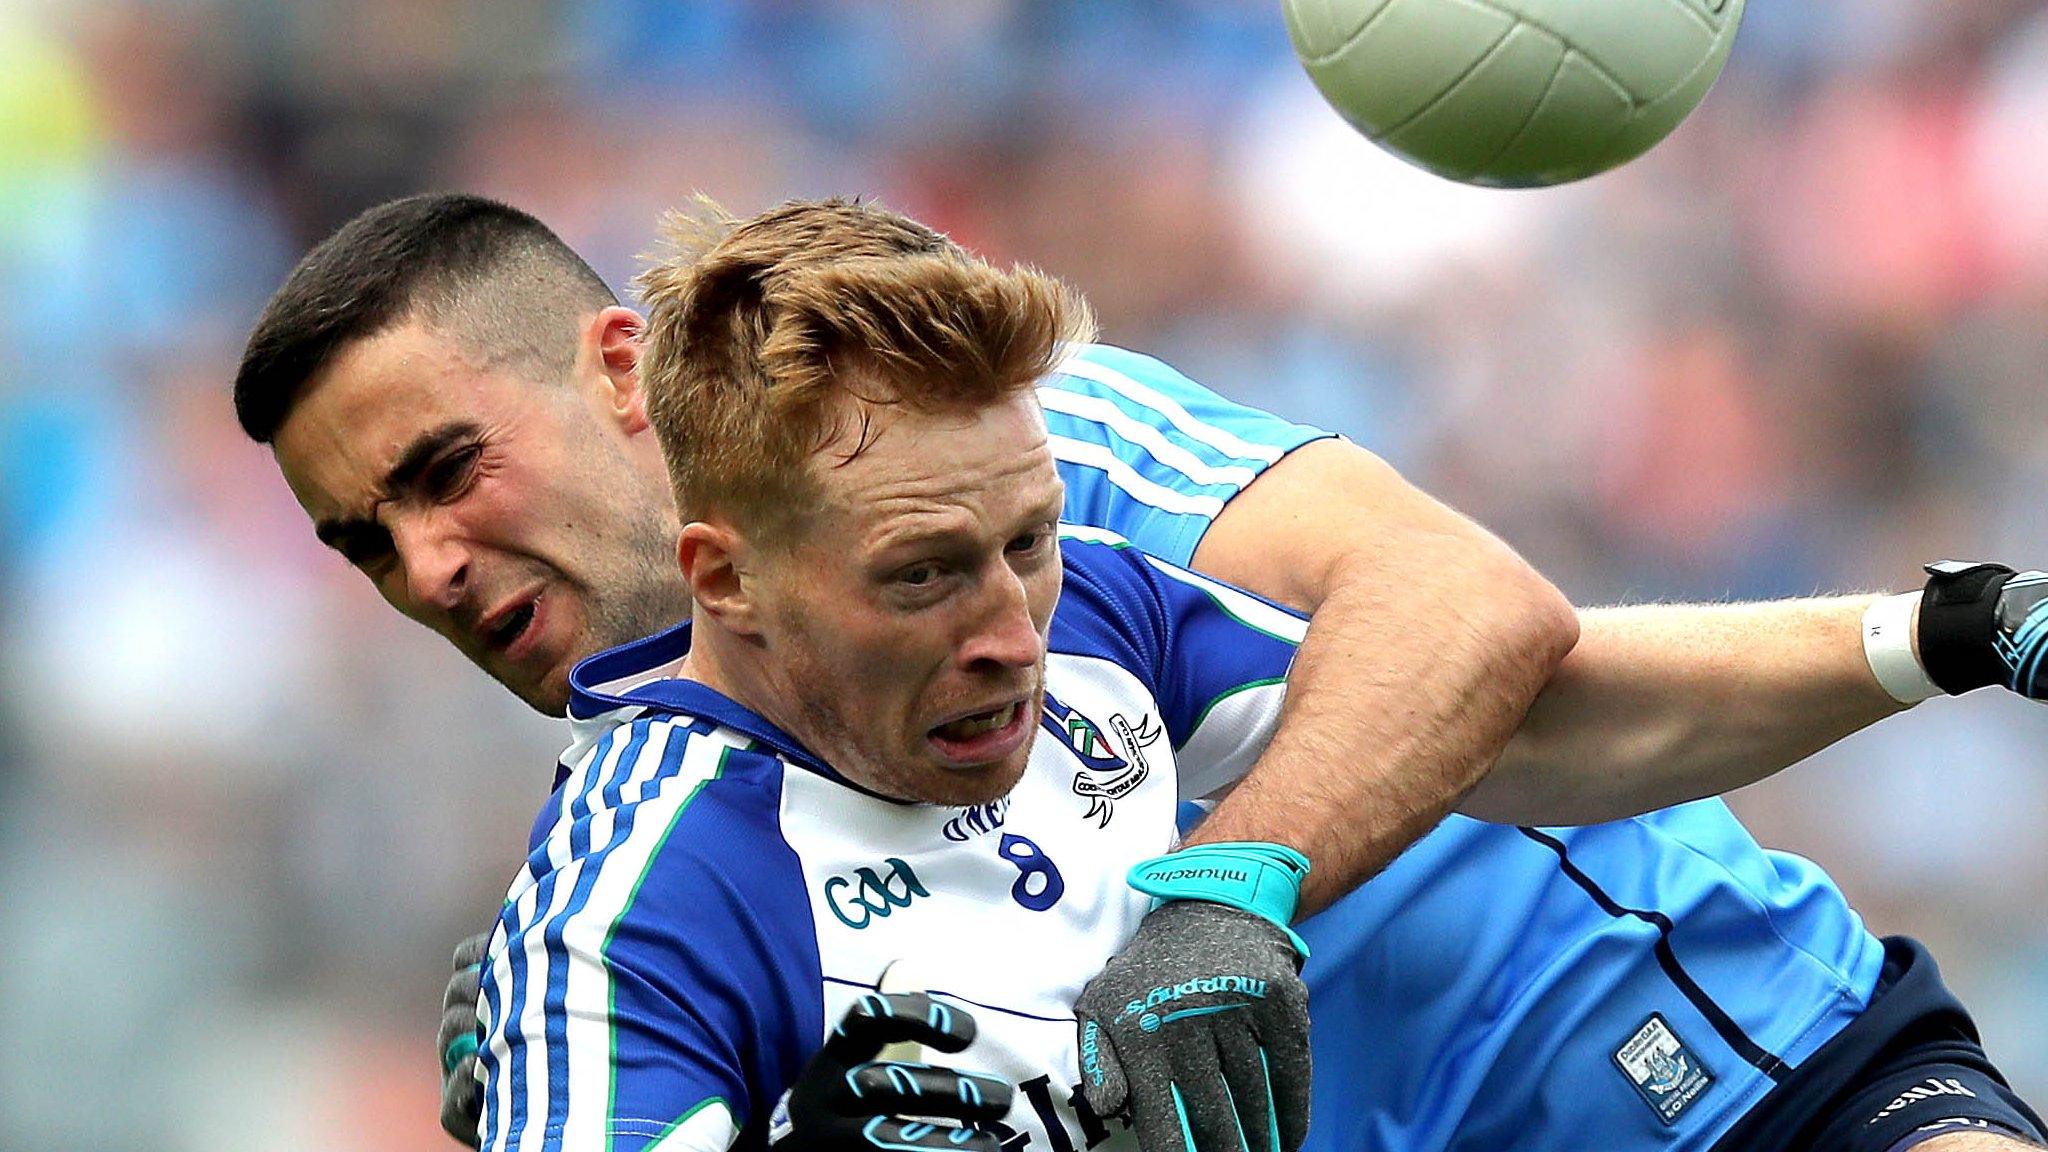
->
[[1054, 531, 1307, 801], [480, 717, 823, 1152], [1043, 343, 1334, 567]]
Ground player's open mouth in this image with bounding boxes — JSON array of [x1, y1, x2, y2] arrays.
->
[[927, 700, 1033, 767], [483, 593, 542, 655]]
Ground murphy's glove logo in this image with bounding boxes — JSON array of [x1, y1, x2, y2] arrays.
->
[[1118, 976, 1270, 1033], [1041, 689, 1161, 827]]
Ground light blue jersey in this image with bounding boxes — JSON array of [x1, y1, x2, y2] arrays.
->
[[1040, 344, 1330, 568], [1038, 345, 1887, 1151]]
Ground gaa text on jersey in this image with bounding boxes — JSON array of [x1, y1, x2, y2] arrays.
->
[[822, 858, 929, 929]]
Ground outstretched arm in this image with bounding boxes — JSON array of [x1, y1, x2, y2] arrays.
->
[[1178, 437, 1579, 914], [1466, 563, 2048, 826], [1171, 428, 2048, 906], [1461, 597, 1901, 825]]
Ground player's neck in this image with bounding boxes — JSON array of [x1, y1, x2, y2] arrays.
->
[[676, 615, 809, 748]]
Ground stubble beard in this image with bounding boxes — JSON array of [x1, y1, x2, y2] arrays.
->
[[521, 506, 689, 716], [798, 690, 1039, 807]]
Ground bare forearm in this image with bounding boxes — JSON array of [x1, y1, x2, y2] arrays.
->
[[1187, 566, 1569, 911], [1460, 597, 1906, 826]]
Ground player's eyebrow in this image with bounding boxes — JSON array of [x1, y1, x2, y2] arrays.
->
[[864, 487, 1066, 560], [312, 421, 482, 549]]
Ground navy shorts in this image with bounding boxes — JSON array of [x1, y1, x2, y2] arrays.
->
[[1709, 937, 2045, 1152]]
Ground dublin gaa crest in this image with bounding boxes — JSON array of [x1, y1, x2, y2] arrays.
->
[[1040, 690, 1162, 827]]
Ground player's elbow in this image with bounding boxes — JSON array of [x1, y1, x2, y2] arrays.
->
[[1498, 555, 1580, 681], [1441, 538, 1579, 690], [1319, 522, 1578, 698]]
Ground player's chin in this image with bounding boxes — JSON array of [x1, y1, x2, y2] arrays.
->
[[904, 735, 1035, 806], [911, 759, 1030, 807], [503, 656, 574, 716]]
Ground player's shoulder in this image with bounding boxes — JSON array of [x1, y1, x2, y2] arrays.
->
[[1055, 524, 1147, 598], [514, 707, 798, 918], [1049, 525, 1168, 667], [1039, 342, 1232, 425]]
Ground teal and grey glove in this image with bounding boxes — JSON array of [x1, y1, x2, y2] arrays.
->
[[437, 931, 490, 1148], [1074, 843, 1312, 1152]]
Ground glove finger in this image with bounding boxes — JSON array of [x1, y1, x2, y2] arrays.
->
[[445, 954, 484, 1013], [1250, 1012, 1311, 1152], [439, 1004, 482, 1069], [440, 1054, 484, 1148], [842, 1062, 1014, 1124], [825, 994, 978, 1064], [857, 1117, 1003, 1152], [1214, 1026, 1282, 1152], [1172, 1058, 1252, 1152], [1075, 1017, 1130, 1119], [1122, 1057, 1193, 1152], [452, 931, 491, 970]]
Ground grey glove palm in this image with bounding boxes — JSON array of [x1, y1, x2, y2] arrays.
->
[[1074, 901, 1311, 1152]]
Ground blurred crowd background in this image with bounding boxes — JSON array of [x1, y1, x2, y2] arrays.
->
[[4, 0, 2048, 1147]]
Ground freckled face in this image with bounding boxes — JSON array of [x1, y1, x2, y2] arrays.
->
[[743, 394, 1065, 806]]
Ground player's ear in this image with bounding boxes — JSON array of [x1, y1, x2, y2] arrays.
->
[[587, 305, 650, 434], [679, 520, 764, 637]]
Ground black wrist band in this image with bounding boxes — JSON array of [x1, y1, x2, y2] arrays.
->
[[1916, 560, 2016, 695]]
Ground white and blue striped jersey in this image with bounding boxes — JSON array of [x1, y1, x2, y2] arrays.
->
[[479, 534, 1305, 1152]]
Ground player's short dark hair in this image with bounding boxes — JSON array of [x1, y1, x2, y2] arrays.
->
[[234, 193, 617, 443]]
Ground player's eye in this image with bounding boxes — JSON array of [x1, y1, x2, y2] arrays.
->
[[334, 529, 396, 574], [896, 564, 941, 588], [1007, 530, 1050, 555], [422, 444, 483, 501]]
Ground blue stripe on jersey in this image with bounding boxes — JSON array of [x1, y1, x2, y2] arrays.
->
[[1051, 536, 1300, 750], [536, 720, 693, 1144], [599, 744, 823, 1144], [489, 717, 694, 1149], [1046, 344, 1332, 568], [500, 720, 669, 1147], [499, 722, 625, 1146]]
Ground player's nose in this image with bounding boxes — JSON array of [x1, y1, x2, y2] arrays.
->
[[391, 513, 472, 616], [958, 569, 1042, 671]]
